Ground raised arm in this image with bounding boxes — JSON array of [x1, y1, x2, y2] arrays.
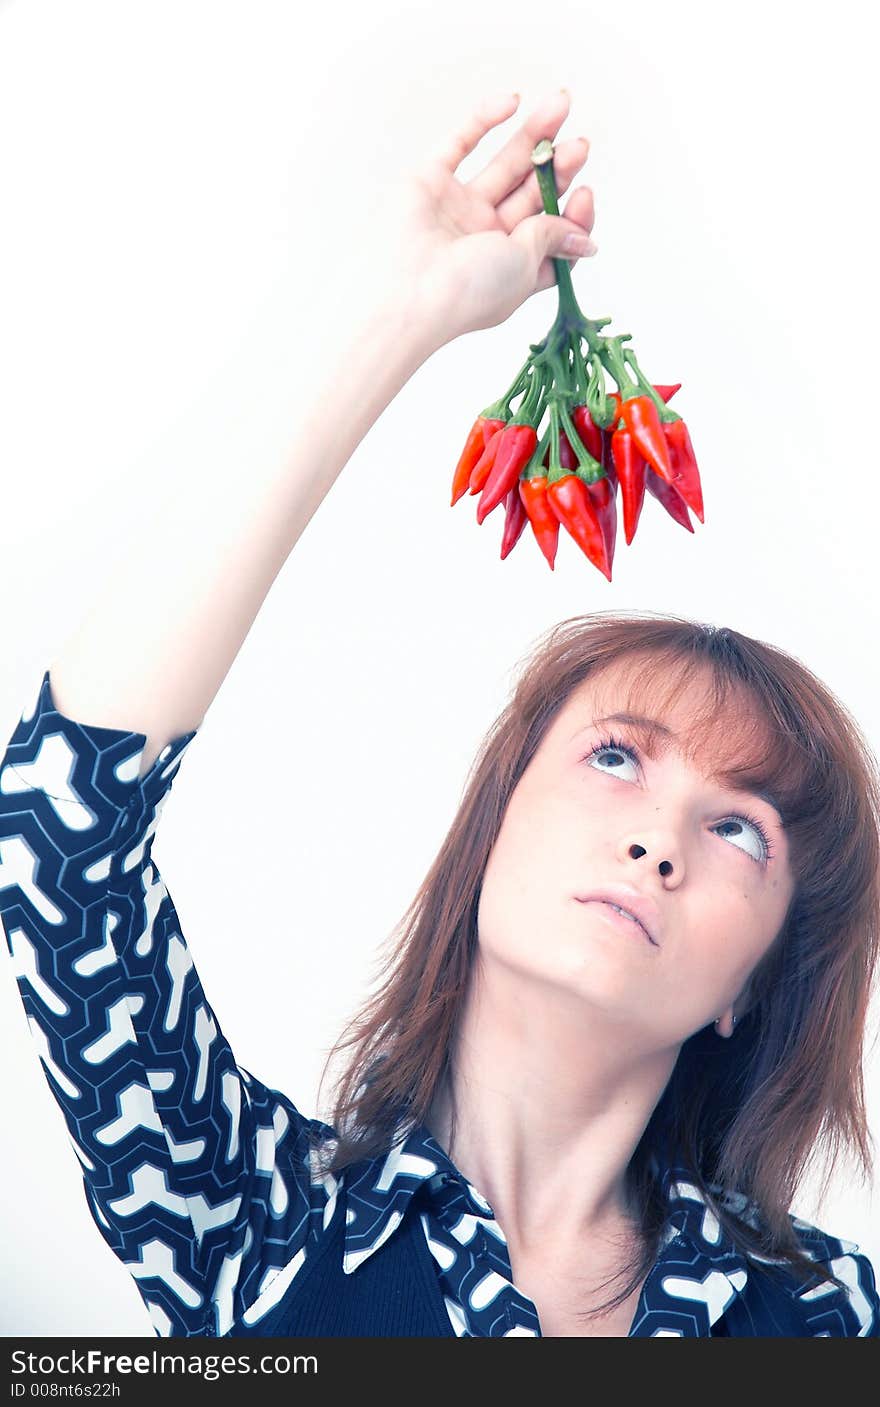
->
[[46, 90, 595, 781], [47, 304, 434, 781], [2, 88, 597, 1337]]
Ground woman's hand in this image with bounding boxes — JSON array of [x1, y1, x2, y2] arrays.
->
[[389, 89, 596, 349]]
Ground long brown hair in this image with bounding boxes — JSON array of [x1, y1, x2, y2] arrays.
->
[[307, 611, 880, 1322]]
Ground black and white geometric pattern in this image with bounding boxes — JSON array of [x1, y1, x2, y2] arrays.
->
[[1, 667, 877, 1338]]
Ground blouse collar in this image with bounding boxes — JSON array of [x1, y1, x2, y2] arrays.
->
[[334, 1119, 848, 1335]]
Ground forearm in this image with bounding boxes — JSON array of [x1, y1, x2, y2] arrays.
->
[[47, 294, 438, 775], [280, 297, 439, 553]]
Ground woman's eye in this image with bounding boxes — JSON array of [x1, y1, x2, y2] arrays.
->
[[586, 742, 640, 781], [713, 819, 768, 864], [586, 737, 773, 866]]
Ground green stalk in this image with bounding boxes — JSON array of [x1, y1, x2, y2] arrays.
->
[[531, 139, 608, 357], [546, 402, 564, 485], [598, 334, 637, 396], [622, 347, 680, 423], [509, 363, 546, 426], [558, 400, 603, 483], [479, 361, 534, 421], [570, 334, 590, 404], [522, 423, 552, 480]]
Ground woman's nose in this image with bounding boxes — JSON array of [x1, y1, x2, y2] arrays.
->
[[626, 841, 674, 877]]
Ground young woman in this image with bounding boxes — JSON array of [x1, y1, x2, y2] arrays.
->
[[1, 90, 877, 1339]]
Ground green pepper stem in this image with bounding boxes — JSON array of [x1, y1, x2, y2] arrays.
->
[[622, 348, 680, 422], [598, 335, 638, 396], [523, 423, 552, 479], [570, 335, 590, 404], [558, 400, 603, 483], [531, 140, 607, 356], [547, 402, 562, 480], [509, 364, 546, 425], [586, 353, 609, 425], [480, 361, 534, 421], [527, 139, 674, 447]]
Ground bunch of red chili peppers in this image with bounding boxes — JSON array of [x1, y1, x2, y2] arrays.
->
[[450, 139, 705, 579]]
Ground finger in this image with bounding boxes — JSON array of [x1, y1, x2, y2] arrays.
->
[[497, 143, 593, 234], [559, 185, 596, 235], [514, 188, 597, 271], [428, 91, 523, 176], [534, 256, 575, 296], [467, 89, 574, 208], [533, 252, 587, 297], [528, 211, 598, 296]]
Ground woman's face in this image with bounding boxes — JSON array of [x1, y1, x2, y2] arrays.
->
[[476, 659, 797, 1043]]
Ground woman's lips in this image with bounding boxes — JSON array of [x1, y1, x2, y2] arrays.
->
[[575, 895, 660, 946]]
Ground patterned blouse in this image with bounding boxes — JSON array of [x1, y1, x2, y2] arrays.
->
[[1, 668, 877, 1338]]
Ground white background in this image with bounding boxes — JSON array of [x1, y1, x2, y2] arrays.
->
[[1, 0, 878, 1335]]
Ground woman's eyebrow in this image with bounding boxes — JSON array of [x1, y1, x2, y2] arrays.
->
[[715, 777, 785, 824], [570, 712, 675, 753], [571, 712, 785, 822]]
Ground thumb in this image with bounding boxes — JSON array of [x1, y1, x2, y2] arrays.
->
[[511, 211, 597, 269]]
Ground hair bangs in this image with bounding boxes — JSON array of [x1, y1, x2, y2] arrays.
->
[[589, 645, 823, 835]]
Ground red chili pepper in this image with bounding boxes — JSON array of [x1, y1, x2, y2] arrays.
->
[[468, 425, 506, 494], [499, 482, 529, 559], [476, 424, 539, 523], [645, 466, 694, 532], [451, 416, 501, 507], [543, 427, 580, 472], [547, 473, 612, 580], [542, 431, 586, 476], [618, 393, 675, 483], [519, 475, 559, 570], [547, 420, 616, 566], [600, 428, 617, 490], [586, 473, 617, 571], [604, 383, 679, 430], [610, 427, 647, 546], [571, 404, 604, 462], [661, 418, 705, 523]]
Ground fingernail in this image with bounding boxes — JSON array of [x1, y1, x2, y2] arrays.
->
[[559, 87, 571, 100], [562, 233, 597, 256]]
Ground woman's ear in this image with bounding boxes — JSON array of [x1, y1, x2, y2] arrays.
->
[[714, 1007, 738, 1039], [716, 978, 756, 1035]]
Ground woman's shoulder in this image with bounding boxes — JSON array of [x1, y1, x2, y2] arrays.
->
[[778, 1208, 878, 1337], [704, 1178, 878, 1337]]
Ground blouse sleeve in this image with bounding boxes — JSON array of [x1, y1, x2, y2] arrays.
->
[[0, 668, 337, 1337]]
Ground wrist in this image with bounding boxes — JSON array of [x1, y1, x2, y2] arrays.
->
[[369, 286, 449, 365]]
